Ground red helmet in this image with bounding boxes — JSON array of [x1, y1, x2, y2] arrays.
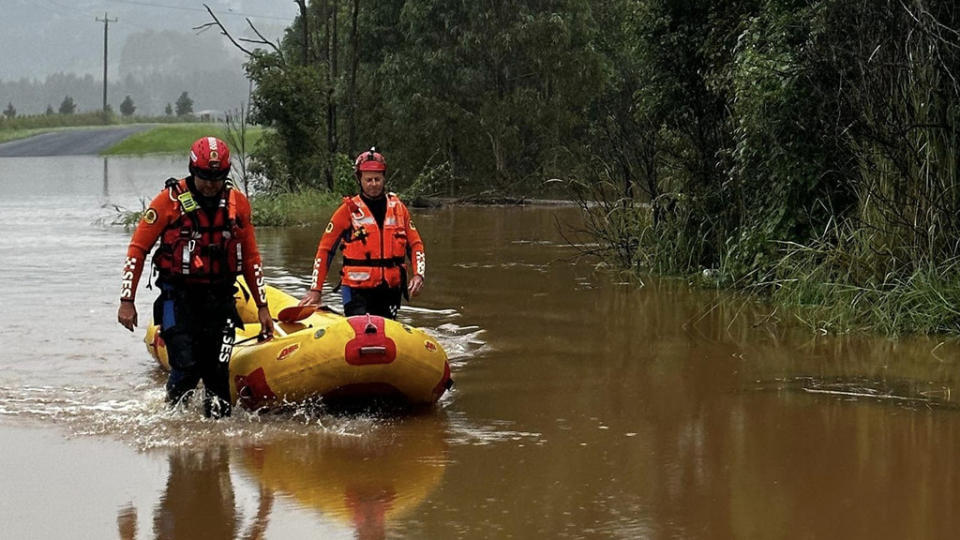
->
[[189, 137, 231, 180], [354, 147, 386, 179]]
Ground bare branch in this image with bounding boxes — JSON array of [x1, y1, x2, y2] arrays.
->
[[196, 4, 254, 56], [245, 18, 284, 61]]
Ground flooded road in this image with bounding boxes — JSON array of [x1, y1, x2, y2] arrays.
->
[[0, 126, 150, 157], [1, 155, 960, 538]]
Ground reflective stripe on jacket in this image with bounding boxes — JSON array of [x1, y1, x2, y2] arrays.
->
[[310, 193, 425, 291], [120, 177, 268, 306]]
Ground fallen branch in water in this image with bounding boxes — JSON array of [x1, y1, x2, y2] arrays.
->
[[802, 388, 925, 402]]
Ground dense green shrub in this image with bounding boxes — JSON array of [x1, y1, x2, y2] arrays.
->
[[572, 0, 960, 334]]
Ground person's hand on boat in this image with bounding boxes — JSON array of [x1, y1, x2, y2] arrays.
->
[[299, 289, 322, 307], [118, 301, 138, 331], [258, 305, 275, 340], [408, 275, 424, 297]]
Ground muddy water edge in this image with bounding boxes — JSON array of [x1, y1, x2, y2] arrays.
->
[[0, 155, 959, 539]]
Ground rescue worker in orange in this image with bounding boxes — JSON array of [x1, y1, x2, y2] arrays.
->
[[117, 137, 274, 417], [299, 148, 425, 318]]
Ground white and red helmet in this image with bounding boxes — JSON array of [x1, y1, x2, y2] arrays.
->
[[354, 147, 386, 179], [189, 137, 231, 180]]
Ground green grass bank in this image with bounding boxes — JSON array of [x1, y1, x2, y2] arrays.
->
[[0, 112, 212, 143], [102, 123, 265, 155], [103, 122, 337, 228]]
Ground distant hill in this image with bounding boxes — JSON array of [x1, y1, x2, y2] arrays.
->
[[0, 1, 295, 115], [0, 0, 294, 83], [0, 29, 252, 116]]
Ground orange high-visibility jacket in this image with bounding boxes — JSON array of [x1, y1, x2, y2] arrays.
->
[[120, 178, 268, 306], [310, 193, 424, 291]]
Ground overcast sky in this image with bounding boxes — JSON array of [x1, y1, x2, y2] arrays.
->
[[1, 0, 299, 81]]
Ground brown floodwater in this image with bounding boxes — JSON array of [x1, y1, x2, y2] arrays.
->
[[1, 155, 959, 539]]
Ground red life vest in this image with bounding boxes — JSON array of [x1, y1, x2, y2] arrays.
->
[[340, 194, 410, 288], [153, 178, 243, 283]]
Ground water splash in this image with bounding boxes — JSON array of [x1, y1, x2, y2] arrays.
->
[[0, 383, 406, 450]]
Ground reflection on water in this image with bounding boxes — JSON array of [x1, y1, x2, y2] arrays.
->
[[116, 446, 265, 540], [154, 446, 241, 540], [236, 415, 447, 539], [1, 155, 960, 538], [113, 415, 448, 540]]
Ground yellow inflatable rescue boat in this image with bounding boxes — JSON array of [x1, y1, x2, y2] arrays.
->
[[144, 283, 452, 409]]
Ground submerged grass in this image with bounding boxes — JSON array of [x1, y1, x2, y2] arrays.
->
[[770, 269, 960, 336], [763, 235, 960, 336], [575, 180, 960, 336], [112, 189, 341, 229], [250, 189, 341, 227]]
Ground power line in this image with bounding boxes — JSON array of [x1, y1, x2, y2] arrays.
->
[[41, 0, 97, 15], [39, 0, 290, 34], [104, 0, 295, 21], [34, 0, 177, 32]]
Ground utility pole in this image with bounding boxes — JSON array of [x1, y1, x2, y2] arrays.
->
[[96, 12, 118, 113]]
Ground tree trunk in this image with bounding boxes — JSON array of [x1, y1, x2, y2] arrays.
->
[[295, 0, 309, 65], [331, 0, 339, 78], [320, 0, 330, 63], [347, 0, 360, 153], [324, 0, 340, 191]]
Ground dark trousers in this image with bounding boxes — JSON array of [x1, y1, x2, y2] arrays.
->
[[341, 284, 402, 319], [155, 283, 238, 417]]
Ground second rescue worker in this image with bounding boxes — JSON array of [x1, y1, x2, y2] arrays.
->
[[300, 147, 425, 318], [117, 137, 273, 417]]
